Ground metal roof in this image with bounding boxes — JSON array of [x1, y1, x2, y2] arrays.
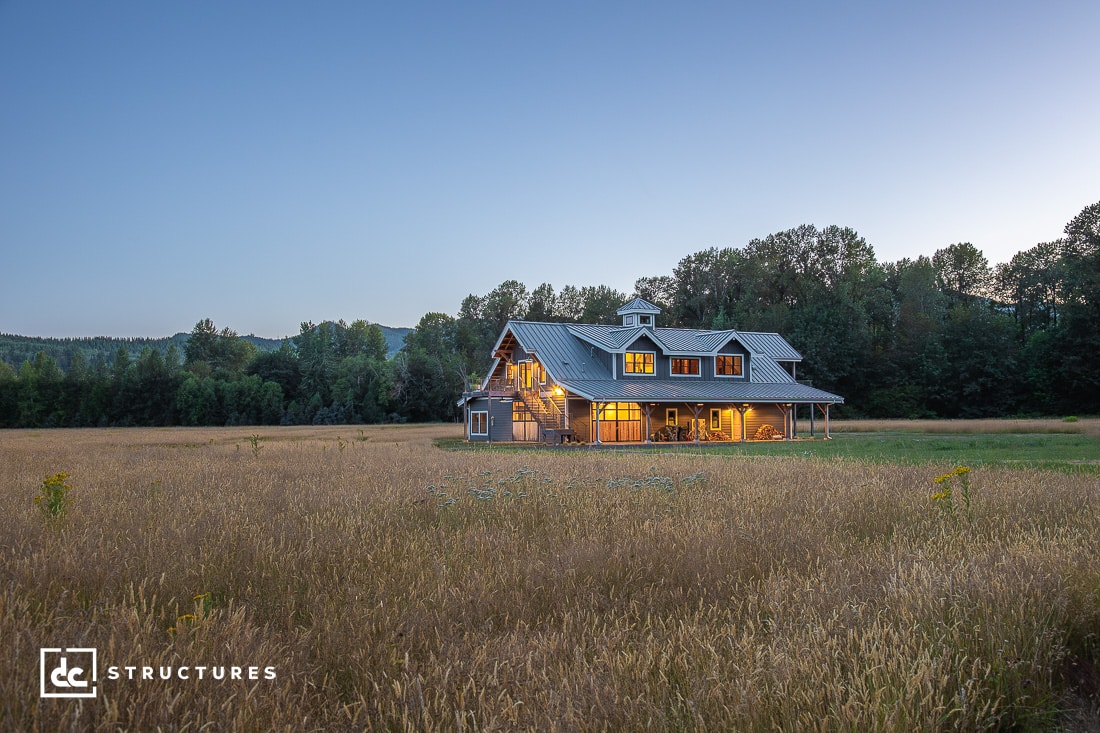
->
[[476, 318, 841, 405], [736, 331, 803, 361], [508, 321, 612, 382], [564, 323, 799, 359], [750, 354, 797, 383], [567, 323, 640, 351], [616, 297, 662, 314]]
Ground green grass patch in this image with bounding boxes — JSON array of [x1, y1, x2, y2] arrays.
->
[[439, 431, 1100, 473], [695, 432, 1100, 472]]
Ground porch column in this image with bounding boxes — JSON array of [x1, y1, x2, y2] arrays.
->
[[815, 403, 832, 440], [736, 405, 747, 443], [809, 403, 816, 437], [691, 404, 703, 444], [594, 401, 602, 445], [643, 404, 653, 444], [774, 403, 791, 441]]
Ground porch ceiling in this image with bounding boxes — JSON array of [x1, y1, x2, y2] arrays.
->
[[556, 378, 844, 404]]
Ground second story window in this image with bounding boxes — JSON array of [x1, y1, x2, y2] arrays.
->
[[671, 357, 700, 375], [716, 355, 743, 376], [624, 351, 654, 374]]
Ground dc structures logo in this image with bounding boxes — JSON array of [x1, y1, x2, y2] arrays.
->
[[40, 648, 97, 698]]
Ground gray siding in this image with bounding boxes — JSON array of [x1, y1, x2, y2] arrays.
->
[[567, 399, 592, 443], [466, 396, 515, 442], [743, 404, 786, 439]]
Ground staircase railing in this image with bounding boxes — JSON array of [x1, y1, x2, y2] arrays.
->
[[520, 387, 565, 433]]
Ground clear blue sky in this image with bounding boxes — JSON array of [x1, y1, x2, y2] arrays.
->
[[2, 1, 1097, 338]]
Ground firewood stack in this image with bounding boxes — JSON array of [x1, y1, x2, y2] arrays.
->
[[753, 424, 784, 441]]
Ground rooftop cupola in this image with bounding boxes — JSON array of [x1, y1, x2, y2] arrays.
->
[[615, 298, 661, 327]]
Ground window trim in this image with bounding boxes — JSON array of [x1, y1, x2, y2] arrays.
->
[[471, 410, 488, 436], [666, 408, 678, 426], [624, 350, 656, 375], [670, 357, 701, 377], [715, 354, 744, 377], [710, 408, 721, 430]]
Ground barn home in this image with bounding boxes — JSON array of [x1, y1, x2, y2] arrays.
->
[[459, 298, 844, 444]]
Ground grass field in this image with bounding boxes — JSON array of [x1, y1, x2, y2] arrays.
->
[[2, 422, 1099, 731], [700, 428, 1100, 473], [446, 418, 1100, 474]]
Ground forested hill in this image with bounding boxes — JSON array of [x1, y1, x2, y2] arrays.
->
[[0, 325, 410, 371], [1, 201, 1096, 428]]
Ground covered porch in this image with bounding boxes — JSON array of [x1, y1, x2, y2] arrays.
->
[[582, 400, 836, 445]]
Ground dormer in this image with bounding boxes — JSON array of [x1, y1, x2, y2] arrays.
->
[[616, 298, 661, 328]]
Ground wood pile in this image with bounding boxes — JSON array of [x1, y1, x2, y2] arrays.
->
[[687, 428, 730, 441], [652, 425, 687, 441], [754, 424, 784, 441]]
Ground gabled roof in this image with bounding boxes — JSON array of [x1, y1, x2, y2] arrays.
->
[[616, 298, 662, 315], [563, 323, 798, 360], [506, 321, 612, 382], [567, 323, 644, 351], [472, 316, 840, 405]]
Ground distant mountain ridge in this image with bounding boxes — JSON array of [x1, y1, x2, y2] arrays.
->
[[0, 325, 411, 372]]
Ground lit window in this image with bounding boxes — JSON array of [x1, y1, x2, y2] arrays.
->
[[666, 408, 678, 426], [716, 355, 743, 376], [624, 352, 654, 374], [671, 358, 700, 375], [592, 402, 641, 421], [710, 408, 721, 430], [471, 411, 488, 436]]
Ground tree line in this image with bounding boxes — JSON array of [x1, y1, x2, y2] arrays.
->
[[2, 201, 1097, 427]]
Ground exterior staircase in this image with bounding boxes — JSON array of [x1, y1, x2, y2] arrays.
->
[[519, 388, 567, 439]]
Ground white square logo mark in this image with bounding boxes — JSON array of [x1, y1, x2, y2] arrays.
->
[[40, 648, 97, 698]]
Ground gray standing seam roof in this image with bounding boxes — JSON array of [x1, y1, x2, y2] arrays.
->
[[485, 320, 841, 404], [616, 298, 662, 314]]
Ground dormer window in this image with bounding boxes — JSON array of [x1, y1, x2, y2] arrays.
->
[[624, 351, 655, 374], [671, 357, 700, 376], [716, 355, 743, 376], [624, 315, 635, 326], [639, 315, 652, 326]]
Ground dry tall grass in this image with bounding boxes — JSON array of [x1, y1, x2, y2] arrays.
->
[[2, 424, 1099, 731]]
